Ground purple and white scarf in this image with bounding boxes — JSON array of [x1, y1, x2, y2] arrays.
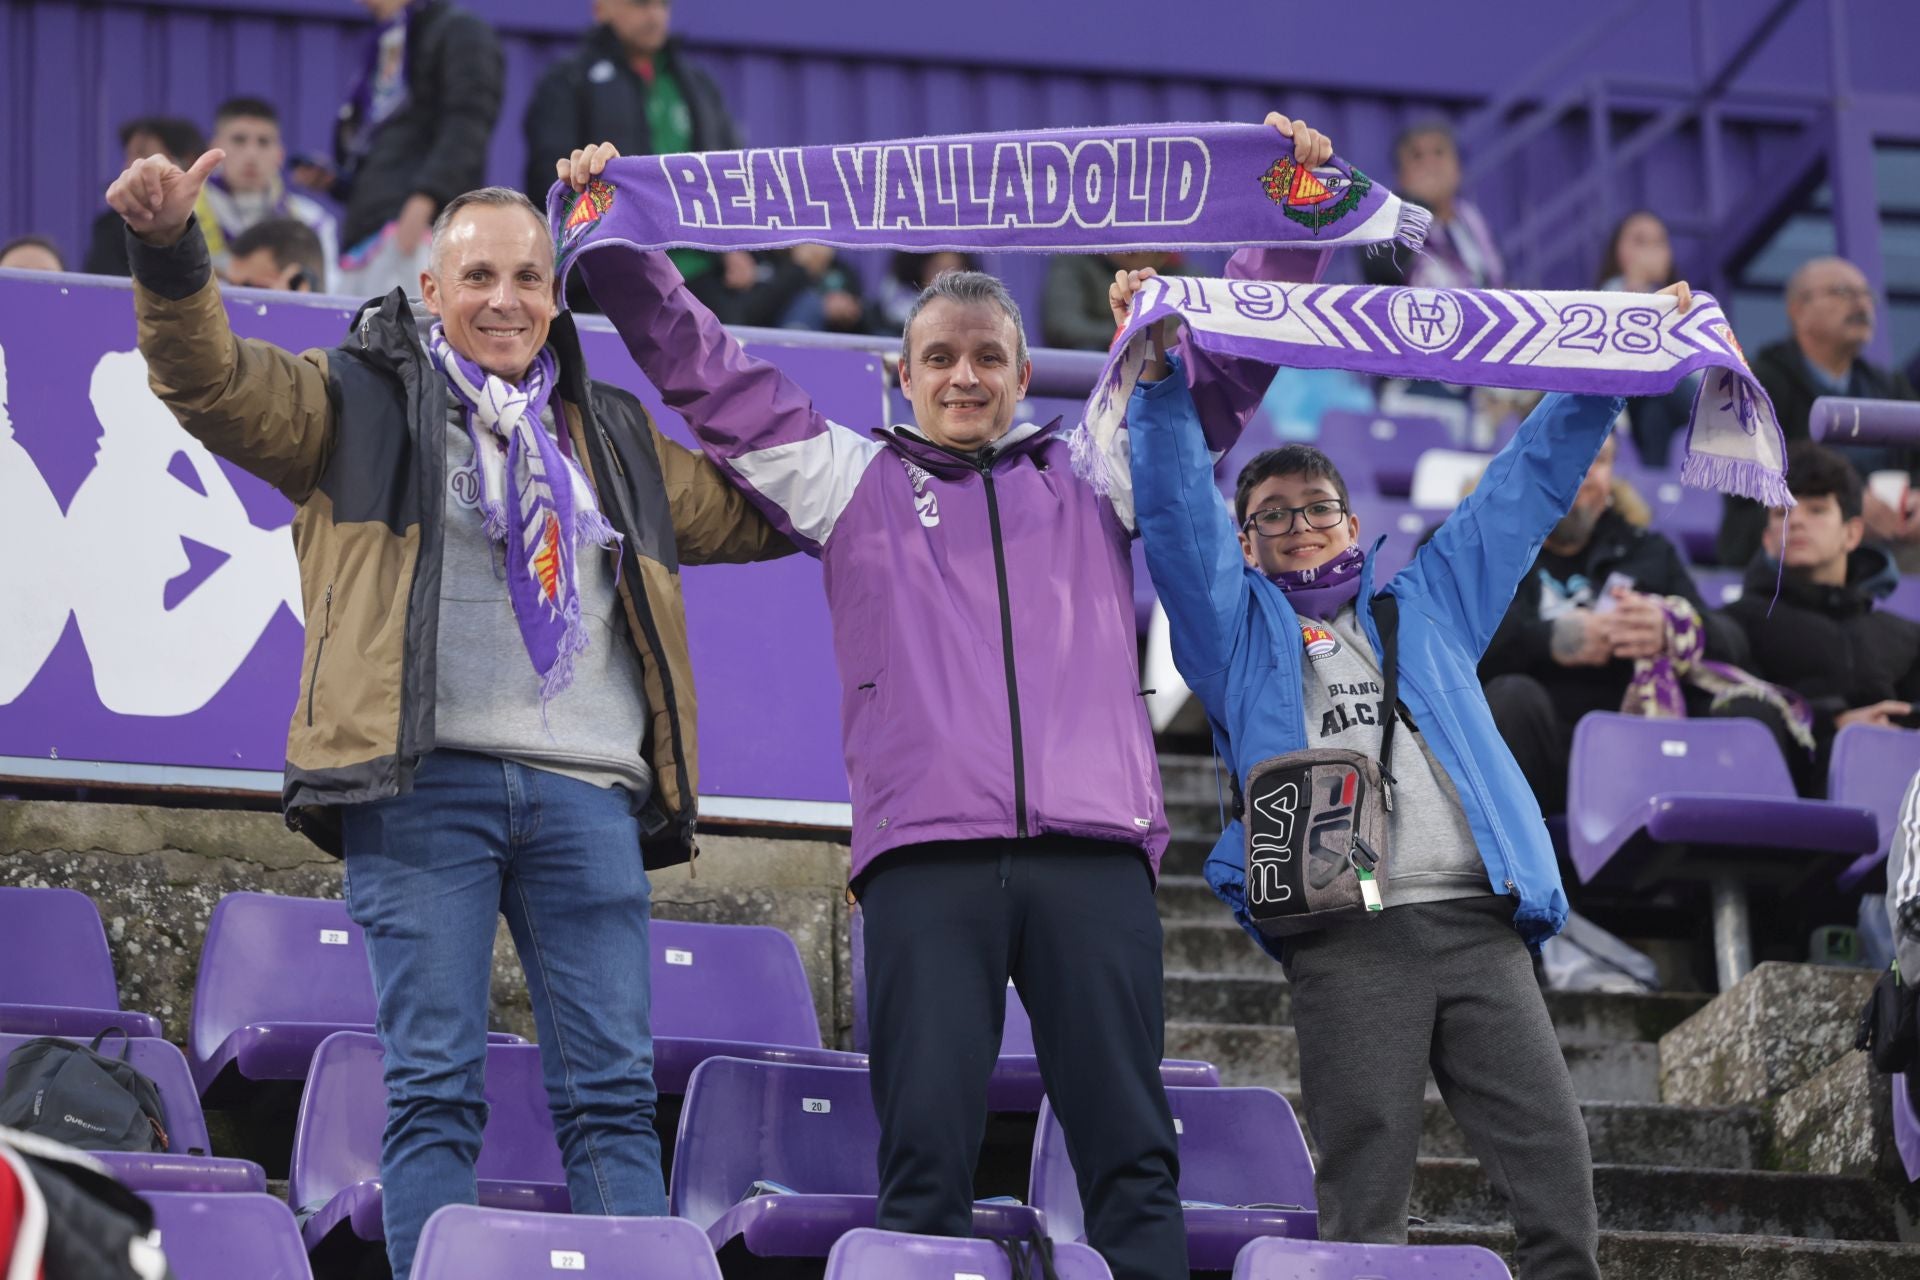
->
[[1269, 544, 1366, 619], [548, 123, 1432, 283], [1620, 596, 1814, 752], [1084, 273, 1792, 509], [430, 326, 621, 701]]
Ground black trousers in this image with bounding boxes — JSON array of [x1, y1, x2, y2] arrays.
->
[[859, 835, 1188, 1280]]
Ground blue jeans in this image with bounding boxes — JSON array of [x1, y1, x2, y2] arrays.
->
[[341, 750, 665, 1279]]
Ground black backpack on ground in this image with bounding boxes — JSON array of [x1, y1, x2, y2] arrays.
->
[[0, 1030, 169, 1153]]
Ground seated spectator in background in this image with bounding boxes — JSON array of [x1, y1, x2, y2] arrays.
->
[[221, 218, 327, 292], [525, 0, 738, 311], [1482, 430, 1748, 814], [0, 236, 65, 272], [878, 251, 981, 331], [1725, 442, 1920, 792], [1599, 211, 1697, 469], [1043, 251, 1181, 350], [296, 0, 502, 299], [1720, 257, 1920, 568], [195, 98, 339, 292], [778, 243, 876, 334], [83, 116, 205, 276], [1362, 119, 1503, 291]]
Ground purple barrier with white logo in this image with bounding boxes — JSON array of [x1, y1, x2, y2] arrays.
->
[[0, 271, 899, 828]]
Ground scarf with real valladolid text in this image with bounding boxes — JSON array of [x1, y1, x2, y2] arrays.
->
[[548, 124, 1790, 510], [430, 326, 622, 702]]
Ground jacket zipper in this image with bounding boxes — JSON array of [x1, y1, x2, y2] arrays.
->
[[978, 455, 1028, 838], [306, 584, 332, 728]]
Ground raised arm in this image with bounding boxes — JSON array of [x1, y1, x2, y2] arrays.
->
[[111, 151, 336, 503], [1127, 353, 1253, 709], [562, 145, 882, 557]]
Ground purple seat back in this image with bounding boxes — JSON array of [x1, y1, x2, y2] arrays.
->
[[412, 1205, 722, 1279], [1881, 578, 1920, 624], [1030, 1086, 1315, 1242], [0, 1030, 211, 1156], [288, 1032, 563, 1218], [825, 1227, 1114, 1279], [1346, 497, 1428, 581], [1232, 1236, 1513, 1279], [1322, 410, 1455, 497], [146, 1191, 313, 1280], [188, 893, 378, 1074], [651, 920, 821, 1049], [1568, 713, 1797, 880], [0, 887, 123, 1009], [1640, 475, 1720, 563], [1689, 568, 1745, 608], [669, 1057, 879, 1228], [1827, 725, 1920, 868]]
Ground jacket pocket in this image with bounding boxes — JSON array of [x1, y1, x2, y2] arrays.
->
[[306, 584, 333, 729]]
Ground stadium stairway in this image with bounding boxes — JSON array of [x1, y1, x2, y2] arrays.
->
[[1156, 753, 1920, 1279]]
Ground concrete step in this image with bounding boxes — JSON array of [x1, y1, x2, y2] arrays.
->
[[1164, 1021, 1662, 1103], [1408, 1098, 1766, 1170], [1412, 1224, 1920, 1280], [1153, 874, 1223, 921], [1164, 974, 1704, 1047], [1158, 755, 1228, 808], [1160, 835, 1218, 880], [1411, 1158, 1902, 1242], [1163, 921, 1272, 978]]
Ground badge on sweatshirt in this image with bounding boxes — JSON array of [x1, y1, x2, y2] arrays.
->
[[1299, 621, 1340, 661]]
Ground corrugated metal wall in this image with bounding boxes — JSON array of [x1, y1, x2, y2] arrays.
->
[[0, 0, 1833, 301]]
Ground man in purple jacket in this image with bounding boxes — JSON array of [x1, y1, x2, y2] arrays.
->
[[559, 117, 1330, 1280]]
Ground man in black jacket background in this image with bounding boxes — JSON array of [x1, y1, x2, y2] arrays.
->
[[523, 0, 738, 310], [1726, 442, 1920, 792], [1719, 257, 1920, 568], [1482, 430, 1747, 813], [296, 0, 503, 298]]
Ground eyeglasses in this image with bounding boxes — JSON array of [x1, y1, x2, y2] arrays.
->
[[1243, 500, 1349, 536], [1809, 284, 1874, 303]]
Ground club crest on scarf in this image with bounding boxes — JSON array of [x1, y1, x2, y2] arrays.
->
[[556, 176, 617, 272], [1259, 157, 1373, 233]]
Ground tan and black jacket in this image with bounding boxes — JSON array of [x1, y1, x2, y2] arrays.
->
[[129, 224, 791, 866]]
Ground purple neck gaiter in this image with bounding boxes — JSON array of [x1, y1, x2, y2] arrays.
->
[[1268, 544, 1366, 619]]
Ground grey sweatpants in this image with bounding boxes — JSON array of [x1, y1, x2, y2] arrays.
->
[[1282, 895, 1601, 1280]]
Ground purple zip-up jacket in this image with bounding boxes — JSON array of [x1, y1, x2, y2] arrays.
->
[[583, 246, 1326, 882]]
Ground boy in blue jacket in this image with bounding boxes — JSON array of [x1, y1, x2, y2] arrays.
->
[[1116, 272, 1692, 1278]]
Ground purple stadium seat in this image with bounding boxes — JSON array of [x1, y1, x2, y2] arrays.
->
[[1568, 713, 1879, 987], [1896, 1072, 1919, 1183], [1689, 567, 1744, 608], [825, 1227, 1115, 1279], [1317, 409, 1455, 498], [412, 1205, 722, 1279], [145, 1191, 313, 1279], [1030, 1086, 1318, 1271], [669, 1057, 1042, 1259], [1232, 1236, 1513, 1279], [0, 1031, 263, 1193], [1827, 725, 1920, 890], [650, 919, 865, 1095], [0, 887, 163, 1039], [1639, 476, 1720, 563], [1345, 497, 1430, 582], [289, 1032, 569, 1259], [848, 907, 1218, 1109], [1881, 578, 1920, 624], [189, 893, 525, 1102]]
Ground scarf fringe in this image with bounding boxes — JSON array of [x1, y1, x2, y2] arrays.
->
[[1395, 200, 1433, 252], [1067, 419, 1113, 497], [1679, 451, 1795, 510]]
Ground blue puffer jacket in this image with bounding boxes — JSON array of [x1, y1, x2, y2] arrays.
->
[[1129, 359, 1622, 958]]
